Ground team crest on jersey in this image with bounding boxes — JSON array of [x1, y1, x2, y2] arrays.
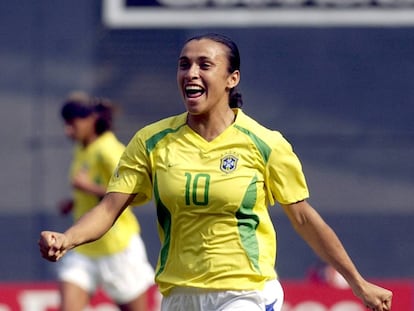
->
[[220, 154, 238, 173]]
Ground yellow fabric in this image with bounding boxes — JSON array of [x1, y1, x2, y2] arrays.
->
[[70, 131, 139, 257], [107, 109, 309, 294]]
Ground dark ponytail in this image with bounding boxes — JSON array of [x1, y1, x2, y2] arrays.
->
[[229, 88, 243, 108], [92, 97, 115, 135]]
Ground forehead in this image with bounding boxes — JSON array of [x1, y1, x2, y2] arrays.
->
[[179, 38, 229, 60]]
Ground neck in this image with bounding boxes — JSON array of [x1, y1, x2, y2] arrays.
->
[[187, 108, 236, 142], [81, 133, 99, 147]]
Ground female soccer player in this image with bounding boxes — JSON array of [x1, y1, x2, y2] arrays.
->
[[54, 92, 155, 311], [39, 34, 392, 311]]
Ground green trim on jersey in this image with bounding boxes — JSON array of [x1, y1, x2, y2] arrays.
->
[[234, 125, 272, 164], [146, 124, 186, 155], [154, 173, 171, 277], [236, 174, 260, 272]]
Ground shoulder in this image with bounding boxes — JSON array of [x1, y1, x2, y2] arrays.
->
[[96, 132, 125, 149], [99, 131, 123, 143], [235, 109, 287, 147], [126, 113, 187, 150], [95, 132, 125, 158], [145, 113, 187, 132]]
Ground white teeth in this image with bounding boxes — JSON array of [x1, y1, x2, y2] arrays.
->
[[185, 85, 205, 97], [185, 85, 203, 92]]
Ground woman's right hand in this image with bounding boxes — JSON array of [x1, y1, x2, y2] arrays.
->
[[38, 231, 68, 262]]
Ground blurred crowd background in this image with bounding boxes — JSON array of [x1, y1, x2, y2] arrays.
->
[[0, 1, 413, 283]]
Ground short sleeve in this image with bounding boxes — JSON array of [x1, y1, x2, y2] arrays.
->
[[107, 132, 153, 207], [265, 133, 309, 205]]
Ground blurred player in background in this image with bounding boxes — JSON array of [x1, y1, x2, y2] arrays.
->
[[55, 91, 156, 311], [39, 35, 392, 311], [307, 260, 350, 289]]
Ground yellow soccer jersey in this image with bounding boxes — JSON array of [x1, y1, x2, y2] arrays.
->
[[70, 131, 139, 257], [107, 109, 309, 294]]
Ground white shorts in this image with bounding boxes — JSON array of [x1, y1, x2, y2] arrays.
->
[[161, 278, 284, 311], [57, 234, 155, 304]]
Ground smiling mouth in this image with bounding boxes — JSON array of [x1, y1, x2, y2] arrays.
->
[[185, 85, 205, 98]]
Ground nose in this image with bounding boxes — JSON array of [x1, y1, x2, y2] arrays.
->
[[186, 63, 199, 79]]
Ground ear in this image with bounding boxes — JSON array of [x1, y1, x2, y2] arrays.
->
[[226, 70, 240, 89]]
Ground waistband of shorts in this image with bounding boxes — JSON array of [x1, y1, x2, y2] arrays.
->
[[169, 278, 279, 295]]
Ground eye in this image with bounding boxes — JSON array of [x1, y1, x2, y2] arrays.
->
[[199, 62, 212, 70], [179, 60, 190, 70]]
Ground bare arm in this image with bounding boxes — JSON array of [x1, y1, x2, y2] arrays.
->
[[72, 168, 107, 197], [282, 200, 392, 311], [38, 192, 135, 262]]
